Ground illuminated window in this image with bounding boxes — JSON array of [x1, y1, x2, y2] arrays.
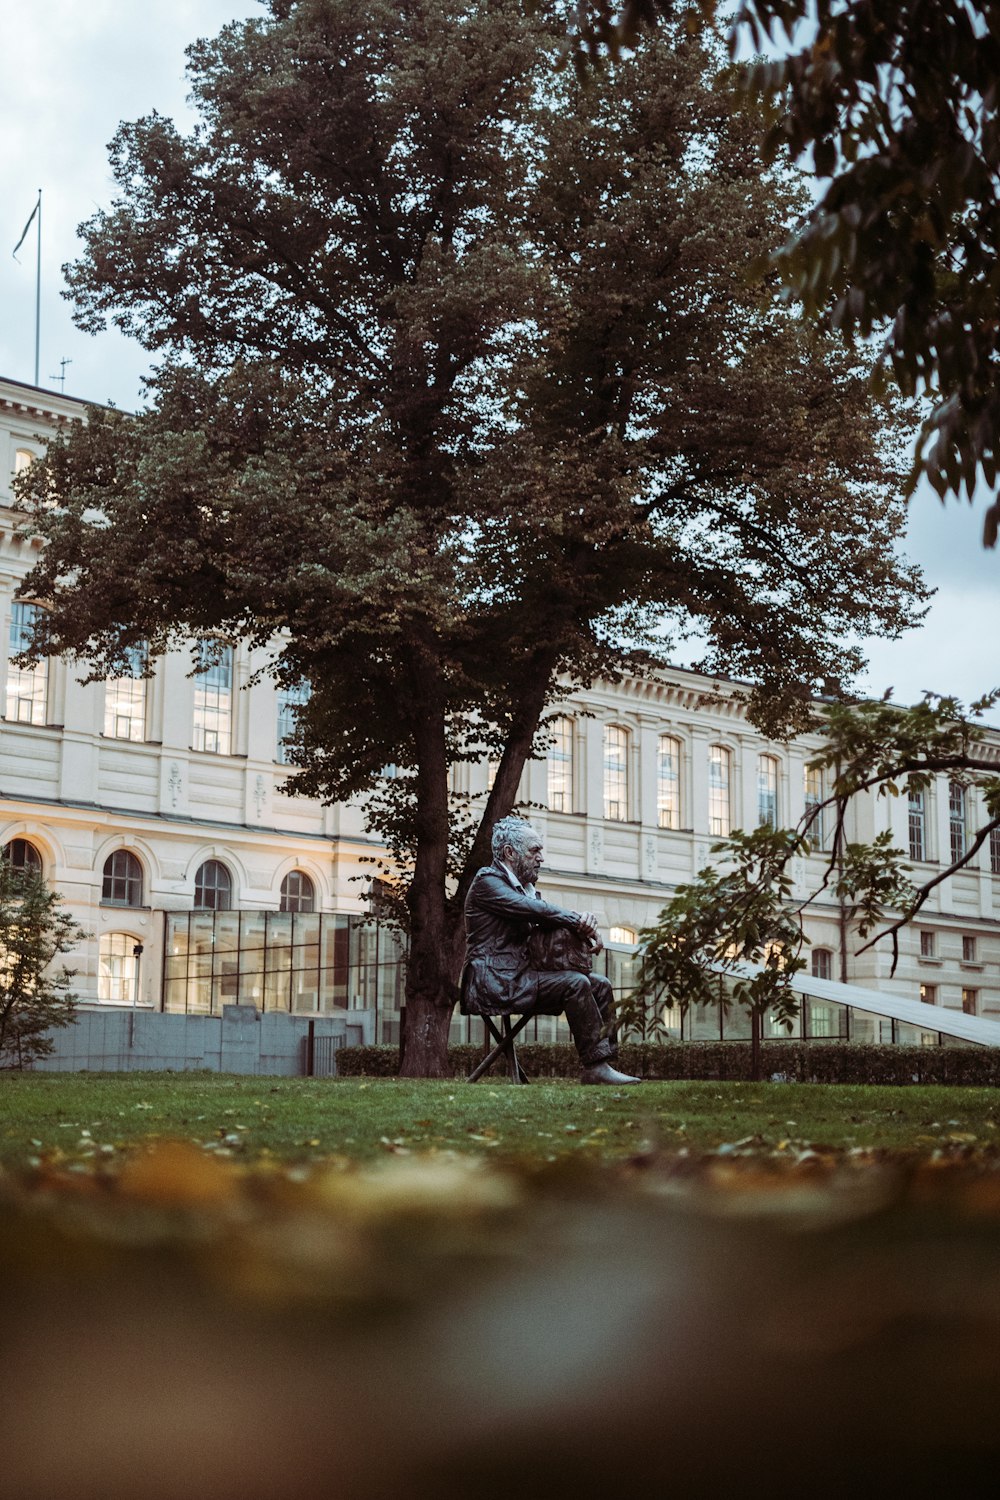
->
[[657, 735, 681, 829], [811, 947, 833, 981], [102, 850, 143, 907], [757, 754, 779, 828], [804, 766, 825, 848], [6, 602, 47, 724], [608, 925, 636, 945], [603, 726, 628, 821], [104, 644, 146, 741], [962, 987, 978, 1016], [908, 786, 927, 862], [193, 642, 233, 754], [13, 448, 35, 475], [280, 871, 315, 913], [949, 781, 968, 862], [708, 745, 732, 837], [194, 860, 232, 911], [276, 680, 310, 765], [3, 838, 42, 876], [547, 716, 574, 812], [98, 933, 140, 1004], [920, 982, 936, 1005]]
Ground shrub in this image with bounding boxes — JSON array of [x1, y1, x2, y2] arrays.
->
[[335, 1040, 1000, 1086]]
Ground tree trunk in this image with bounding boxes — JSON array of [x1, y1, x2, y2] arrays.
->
[[399, 655, 459, 1077]]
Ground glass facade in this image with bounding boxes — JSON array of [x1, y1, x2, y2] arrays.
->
[[163, 910, 406, 1018], [6, 602, 47, 724], [98, 933, 140, 1003]]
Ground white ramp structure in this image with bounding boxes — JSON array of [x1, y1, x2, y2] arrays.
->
[[790, 971, 1000, 1048]]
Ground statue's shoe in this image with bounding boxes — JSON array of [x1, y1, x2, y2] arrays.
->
[[579, 1062, 641, 1085]]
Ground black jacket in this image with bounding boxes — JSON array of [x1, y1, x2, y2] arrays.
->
[[460, 861, 586, 1015]]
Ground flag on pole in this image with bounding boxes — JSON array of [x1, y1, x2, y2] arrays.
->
[[13, 194, 40, 261]]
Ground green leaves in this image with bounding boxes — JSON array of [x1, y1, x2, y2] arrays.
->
[[0, 862, 84, 1070]]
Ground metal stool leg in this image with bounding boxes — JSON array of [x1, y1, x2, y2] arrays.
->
[[467, 1012, 533, 1083]]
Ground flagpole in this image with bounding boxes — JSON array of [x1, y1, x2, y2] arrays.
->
[[34, 189, 41, 387]]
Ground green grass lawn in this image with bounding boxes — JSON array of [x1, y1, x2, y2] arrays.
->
[[2, 1070, 998, 1169]]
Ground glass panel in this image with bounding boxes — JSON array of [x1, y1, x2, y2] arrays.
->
[[657, 736, 680, 829], [708, 746, 731, 836], [547, 716, 574, 812], [603, 726, 628, 821]]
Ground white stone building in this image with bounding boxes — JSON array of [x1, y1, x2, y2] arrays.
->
[[3, 373, 1000, 1055]]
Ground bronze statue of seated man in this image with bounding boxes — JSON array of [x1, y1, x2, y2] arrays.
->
[[461, 815, 640, 1085]]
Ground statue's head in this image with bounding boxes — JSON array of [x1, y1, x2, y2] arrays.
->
[[491, 816, 544, 885]]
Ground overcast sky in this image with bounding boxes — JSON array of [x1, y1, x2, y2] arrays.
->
[[2, 1, 998, 711]]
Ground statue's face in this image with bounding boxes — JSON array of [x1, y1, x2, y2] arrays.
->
[[506, 834, 544, 886]]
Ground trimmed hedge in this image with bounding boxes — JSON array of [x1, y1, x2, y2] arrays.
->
[[335, 1040, 1000, 1087]]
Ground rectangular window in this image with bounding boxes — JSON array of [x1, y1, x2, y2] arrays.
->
[[757, 754, 778, 828], [104, 644, 147, 741], [919, 929, 935, 958], [949, 781, 968, 863], [804, 765, 824, 849], [547, 717, 574, 812], [962, 935, 976, 963], [908, 786, 926, 862], [603, 726, 628, 821], [920, 982, 937, 1005], [276, 681, 310, 765], [962, 987, 978, 1016], [5, 601, 47, 725], [708, 745, 732, 837], [657, 735, 681, 829], [991, 827, 1000, 876], [193, 642, 233, 754]]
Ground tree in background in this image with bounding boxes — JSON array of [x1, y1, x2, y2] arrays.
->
[[635, 691, 1000, 1038], [16, 0, 924, 1074], [570, 1, 1000, 534], [0, 861, 82, 1070]]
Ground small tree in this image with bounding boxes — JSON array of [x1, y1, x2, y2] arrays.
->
[[0, 861, 83, 1070]]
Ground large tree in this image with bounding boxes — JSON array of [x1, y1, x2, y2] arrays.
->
[[572, 1, 1000, 531], [16, 0, 923, 1074]]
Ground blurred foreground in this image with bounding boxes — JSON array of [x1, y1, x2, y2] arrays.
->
[[3, 1143, 1000, 1497]]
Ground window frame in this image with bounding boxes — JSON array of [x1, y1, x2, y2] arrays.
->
[[757, 753, 779, 828], [546, 715, 575, 814], [102, 850, 143, 908], [280, 870, 316, 913], [708, 744, 733, 838], [103, 644, 148, 742], [194, 859, 233, 911], [192, 641, 234, 755], [657, 734, 681, 830], [98, 932, 141, 1005], [5, 601, 48, 726], [602, 724, 629, 822]]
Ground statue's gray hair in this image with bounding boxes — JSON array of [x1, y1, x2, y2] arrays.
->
[[491, 815, 537, 860]]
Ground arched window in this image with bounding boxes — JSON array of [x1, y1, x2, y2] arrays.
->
[[3, 837, 42, 876], [603, 725, 629, 821], [6, 601, 47, 725], [194, 859, 232, 911], [276, 680, 310, 765], [102, 850, 143, 907], [98, 933, 140, 1004], [193, 641, 234, 754], [608, 925, 637, 945], [811, 947, 833, 981], [657, 735, 681, 829], [104, 643, 147, 741], [805, 765, 825, 849], [14, 448, 35, 475], [547, 716, 575, 812], [757, 754, 779, 828], [280, 870, 315, 913], [708, 745, 732, 836], [949, 781, 968, 862]]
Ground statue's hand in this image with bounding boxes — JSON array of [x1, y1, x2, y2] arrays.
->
[[577, 911, 600, 940]]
